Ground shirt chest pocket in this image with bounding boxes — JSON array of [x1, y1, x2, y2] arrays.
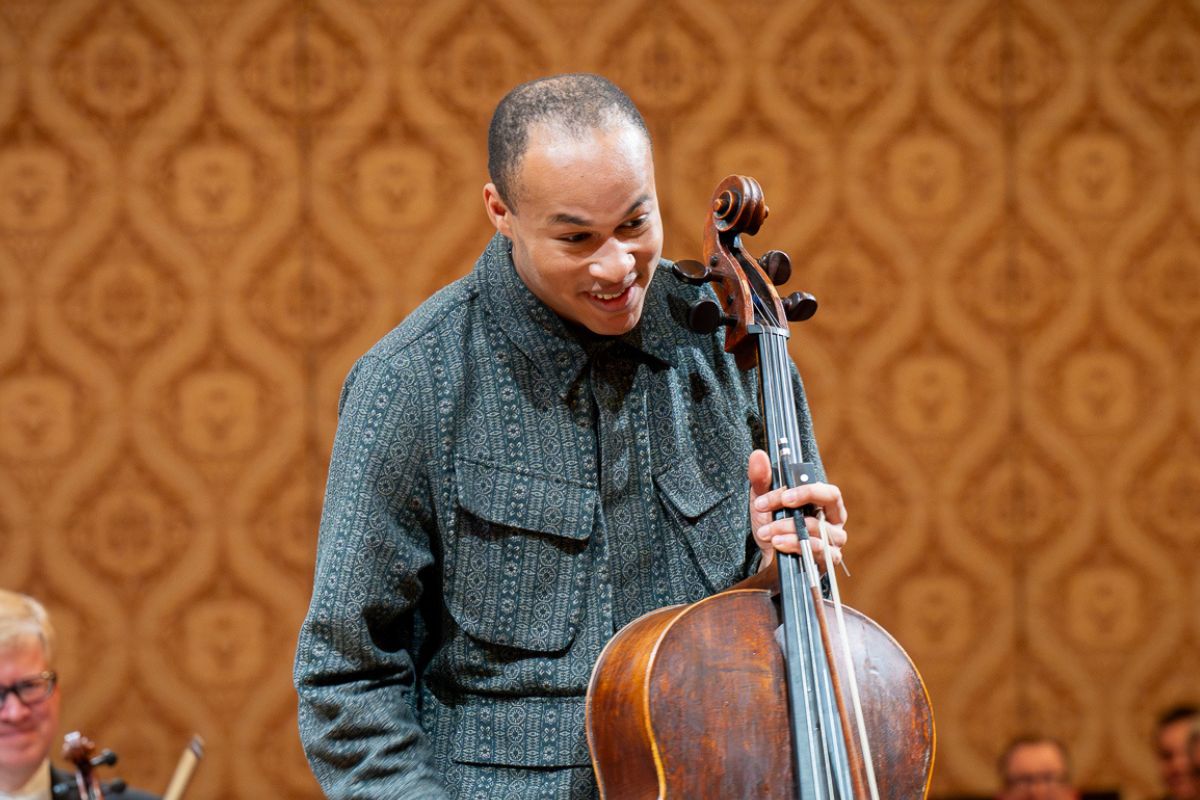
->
[[654, 457, 750, 593], [447, 458, 597, 653]]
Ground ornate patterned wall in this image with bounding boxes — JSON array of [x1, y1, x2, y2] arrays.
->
[[0, 0, 1196, 797]]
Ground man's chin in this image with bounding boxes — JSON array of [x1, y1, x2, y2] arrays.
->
[[0, 737, 48, 765], [585, 315, 640, 337], [582, 301, 646, 336]]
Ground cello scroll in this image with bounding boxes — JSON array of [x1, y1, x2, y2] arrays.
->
[[62, 731, 117, 800]]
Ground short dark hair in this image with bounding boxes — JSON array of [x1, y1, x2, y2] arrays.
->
[[1158, 705, 1199, 731], [998, 735, 1072, 782], [1156, 705, 1195, 724], [487, 73, 650, 210]]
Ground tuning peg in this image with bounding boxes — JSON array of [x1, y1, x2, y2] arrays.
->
[[687, 299, 735, 334], [758, 250, 792, 285], [782, 291, 818, 322], [671, 259, 715, 286]]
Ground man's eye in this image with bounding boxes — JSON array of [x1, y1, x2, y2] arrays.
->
[[559, 233, 590, 244], [623, 216, 648, 229]]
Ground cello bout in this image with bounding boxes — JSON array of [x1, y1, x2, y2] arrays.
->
[[586, 586, 935, 799]]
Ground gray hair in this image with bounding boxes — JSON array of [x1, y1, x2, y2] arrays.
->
[[0, 589, 55, 663]]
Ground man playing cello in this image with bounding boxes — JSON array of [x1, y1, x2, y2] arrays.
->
[[294, 73, 849, 799]]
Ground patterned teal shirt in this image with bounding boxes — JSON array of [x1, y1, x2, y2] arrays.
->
[[294, 233, 823, 799]]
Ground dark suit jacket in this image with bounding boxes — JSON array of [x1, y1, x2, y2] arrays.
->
[[50, 765, 160, 800]]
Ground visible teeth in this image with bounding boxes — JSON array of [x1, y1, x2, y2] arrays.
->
[[592, 289, 624, 300]]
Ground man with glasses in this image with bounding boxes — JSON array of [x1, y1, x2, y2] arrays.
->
[[997, 736, 1079, 800], [0, 590, 157, 799]]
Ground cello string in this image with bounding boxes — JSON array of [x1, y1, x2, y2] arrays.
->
[[767, 334, 849, 799], [786, 536, 833, 800], [768, 442, 826, 792], [769, 334, 858, 799], [757, 282, 858, 798], [778, 453, 836, 800], [760, 330, 830, 799], [780, 342, 853, 800]]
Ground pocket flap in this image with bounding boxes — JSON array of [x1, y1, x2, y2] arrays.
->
[[654, 458, 736, 520], [456, 458, 596, 541]]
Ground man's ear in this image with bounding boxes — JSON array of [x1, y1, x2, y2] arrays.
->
[[483, 183, 513, 238]]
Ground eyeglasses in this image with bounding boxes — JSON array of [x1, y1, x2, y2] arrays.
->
[[0, 671, 57, 706], [1004, 772, 1069, 789]]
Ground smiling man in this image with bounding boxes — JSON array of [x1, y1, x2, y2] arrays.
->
[[481, 109, 661, 338], [0, 591, 157, 800], [997, 737, 1079, 800], [294, 73, 848, 799], [0, 592, 60, 799]]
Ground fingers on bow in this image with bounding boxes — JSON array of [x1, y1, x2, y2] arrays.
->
[[755, 516, 846, 557], [752, 482, 847, 526]]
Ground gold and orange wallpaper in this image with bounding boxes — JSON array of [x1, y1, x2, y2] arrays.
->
[[1, 0, 1197, 797]]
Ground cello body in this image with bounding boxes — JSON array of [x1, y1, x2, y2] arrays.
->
[[586, 579, 934, 799]]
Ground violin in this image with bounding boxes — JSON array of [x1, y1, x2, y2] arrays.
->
[[60, 731, 120, 800], [586, 175, 935, 798]]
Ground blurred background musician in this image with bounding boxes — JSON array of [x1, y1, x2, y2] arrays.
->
[[0, 590, 158, 800], [995, 736, 1078, 800], [1157, 705, 1199, 800]]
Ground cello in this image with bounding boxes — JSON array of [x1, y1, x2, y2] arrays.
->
[[585, 175, 935, 799]]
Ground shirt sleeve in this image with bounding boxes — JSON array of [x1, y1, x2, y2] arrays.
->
[[293, 353, 447, 799]]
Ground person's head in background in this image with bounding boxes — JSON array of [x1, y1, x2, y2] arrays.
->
[[997, 736, 1079, 800], [0, 590, 60, 793], [1189, 720, 1200, 795], [1158, 705, 1200, 800]]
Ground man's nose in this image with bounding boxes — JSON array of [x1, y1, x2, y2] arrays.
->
[[588, 238, 636, 283], [0, 692, 30, 721]]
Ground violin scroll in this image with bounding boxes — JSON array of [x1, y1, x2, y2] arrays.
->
[[62, 731, 119, 800]]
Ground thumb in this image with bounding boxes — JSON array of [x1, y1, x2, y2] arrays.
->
[[748, 449, 772, 493], [748, 449, 773, 523]]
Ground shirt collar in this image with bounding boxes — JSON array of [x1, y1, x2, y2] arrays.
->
[[477, 233, 679, 399]]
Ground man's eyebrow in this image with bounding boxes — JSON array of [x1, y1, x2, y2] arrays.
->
[[548, 212, 591, 226], [547, 196, 651, 227]]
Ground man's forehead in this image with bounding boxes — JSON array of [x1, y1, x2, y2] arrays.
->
[[0, 636, 48, 664], [546, 195, 652, 227], [1008, 742, 1066, 768], [519, 121, 650, 173], [510, 125, 656, 222]]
